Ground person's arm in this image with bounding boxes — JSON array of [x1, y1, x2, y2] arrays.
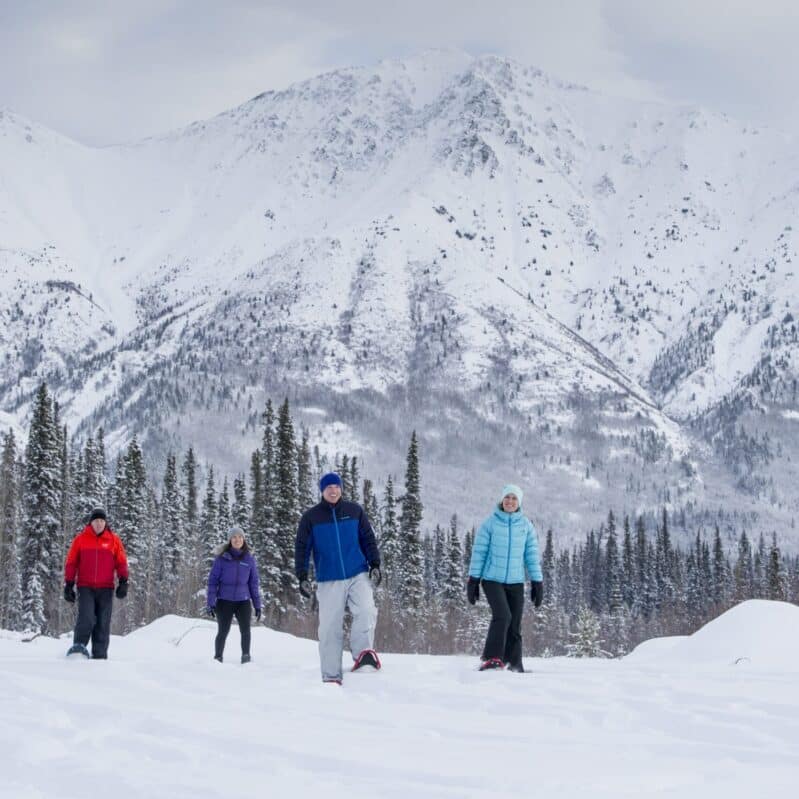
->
[[357, 507, 380, 567], [294, 512, 313, 579], [248, 556, 262, 610], [524, 520, 543, 582], [468, 519, 491, 578], [207, 557, 222, 607], [64, 535, 81, 584], [114, 535, 129, 581]]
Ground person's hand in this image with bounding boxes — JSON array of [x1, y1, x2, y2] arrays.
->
[[298, 573, 312, 599], [115, 578, 128, 600], [467, 577, 480, 605], [63, 582, 76, 603], [205, 606, 216, 619], [369, 564, 382, 587], [254, 608, 262, 621], [531, 581, 544, 608]]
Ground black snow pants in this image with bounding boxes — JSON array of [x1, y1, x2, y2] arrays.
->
[[480, 580, 525, 667], [74, 587, 114, 659], [214, 599, 252, 658]]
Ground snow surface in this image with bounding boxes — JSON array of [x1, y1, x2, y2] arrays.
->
[[2, 601, 798, 798]]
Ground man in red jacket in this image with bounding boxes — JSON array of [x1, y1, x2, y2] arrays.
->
[[63, 508, 129, 659]]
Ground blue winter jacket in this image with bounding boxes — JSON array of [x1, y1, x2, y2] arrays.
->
[[295, 499, 380, 583], [469, 508, 543, 584], [207, 549, 262, 609]]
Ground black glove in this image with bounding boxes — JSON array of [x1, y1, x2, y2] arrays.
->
[[531, 581, 544, 608], [369, 564, 382, 587], [255, 608, 262, 621], [467, 577, 480, 605], [298, 573, 312, 599], [205, 606, 216, 618], [64, 582, 76, 603], [115, 578, 128, 600]]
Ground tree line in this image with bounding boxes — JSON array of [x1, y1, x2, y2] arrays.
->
[[1, 383, 797, 656]]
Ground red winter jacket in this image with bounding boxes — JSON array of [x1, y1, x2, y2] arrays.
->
[[64, 525, 129, 589]]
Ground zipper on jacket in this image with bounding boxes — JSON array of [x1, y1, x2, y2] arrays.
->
[[331, 506, 347, 578], [505, 516, 512, 583]]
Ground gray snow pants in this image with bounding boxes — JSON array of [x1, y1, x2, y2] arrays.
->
[[316, 571, 377, 681]]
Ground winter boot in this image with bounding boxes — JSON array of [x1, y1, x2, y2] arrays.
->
[[241, 654, 251, 664], [214, 654, 223, 663], [479, 657, 505, 671], [507, 662, 525, 673], [66, 644, 90, 658], [352, 649, 381, 671], [323, 677, 343, 685]]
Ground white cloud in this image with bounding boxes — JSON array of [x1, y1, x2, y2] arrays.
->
[[0, 0, 797, 144]]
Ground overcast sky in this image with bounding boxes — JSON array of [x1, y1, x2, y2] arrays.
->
[[1, 0, 797, 145]]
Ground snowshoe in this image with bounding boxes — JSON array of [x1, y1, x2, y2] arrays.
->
[[66, 644, 90, 658], [478, 657, 505, 671], [323, 677, 343, 685], [241, 654, 251, 664], [352, 649, 381, 672]]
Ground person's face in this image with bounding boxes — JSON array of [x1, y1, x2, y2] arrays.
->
[[502, 494, 519, 513], [230, 533, 245, 550], [322, 484, 342, 504], [90, 518, 107, 534]]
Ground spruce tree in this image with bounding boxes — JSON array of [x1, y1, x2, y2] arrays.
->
[[161, 453, 183, 606], [22, 383, 60, 633], [0, 431, 23, 630], [766, 534, 785, 600], [379, 475, 401, 590], [296, 429, 314, 513], [231, 474, 251, 531], [399, 432, 425, 627], [274, 398, 299, 603], [200, 467, 219, 570], [605, 511, 622, 614]]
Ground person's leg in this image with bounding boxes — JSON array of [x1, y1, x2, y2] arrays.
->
[[503, 583, 525, 668], [347, 572, 378, 658], [480, 580, 512, 661], [315, 579, 348, 681], [90, 589, 114, 659], [73, 587, 96, 647], [233, 601, 251, 656], [214, 599, 235, 659]]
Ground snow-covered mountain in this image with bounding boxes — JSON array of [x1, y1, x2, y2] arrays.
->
[[2, 602, 798, 797], [2, 50, 799, 539]]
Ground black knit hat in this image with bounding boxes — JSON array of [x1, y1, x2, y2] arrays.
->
[[89, 508, 107, 522]]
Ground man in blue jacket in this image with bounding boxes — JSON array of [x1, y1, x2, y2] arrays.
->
[[295, 472, 382, 683]]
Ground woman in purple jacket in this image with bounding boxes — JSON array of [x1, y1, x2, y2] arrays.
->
[[206, 526, 262, 663]]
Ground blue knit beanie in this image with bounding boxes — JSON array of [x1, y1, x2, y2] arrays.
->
[[319, 472, 343, 493], [500, 484, 523, 508]]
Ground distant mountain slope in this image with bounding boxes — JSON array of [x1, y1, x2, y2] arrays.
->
[[1, 51, 798, 539]]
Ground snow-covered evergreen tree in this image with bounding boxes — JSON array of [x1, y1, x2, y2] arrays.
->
[[22, 384, 60, 633]]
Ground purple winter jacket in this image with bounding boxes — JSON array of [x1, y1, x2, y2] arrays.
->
[[207, 549, 262, 609]]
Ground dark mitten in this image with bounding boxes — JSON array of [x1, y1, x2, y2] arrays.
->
[[369, 564, 382, 587], [64, 582, 76, 603], [205, 606, 216, 619], [255, 608, 262, 621], [531, 580, 544, 608], [298, 573, 312, 599], [115, 578, 128, 600], [467, 577, 480, 605]]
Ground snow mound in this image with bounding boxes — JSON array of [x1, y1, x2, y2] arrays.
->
[[630, 600, 799, 669]]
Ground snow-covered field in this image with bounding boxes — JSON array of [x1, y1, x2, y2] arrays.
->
[[1, 600, 797, 798]]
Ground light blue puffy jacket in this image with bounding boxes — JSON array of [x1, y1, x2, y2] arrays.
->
[[469, 508, 543, 584]]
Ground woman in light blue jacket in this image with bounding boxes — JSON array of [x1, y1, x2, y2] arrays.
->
[[467, 484, 543, 671]]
